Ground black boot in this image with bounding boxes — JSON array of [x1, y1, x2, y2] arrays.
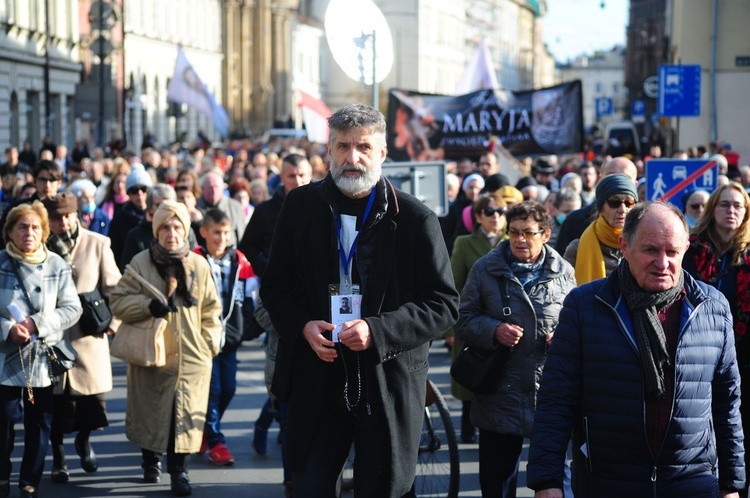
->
[[51, 433, 70, 483], [75, 430, 99, 473], [461, 400, 477, 444]]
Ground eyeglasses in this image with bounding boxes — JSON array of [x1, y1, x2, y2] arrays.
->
[[35, 176, 59, 184], [507, 228, 545, 239], [127, 186, 148, 195], [605, 198, 636, 209], [688, 203, 705, 210], [482, 207, 507, 217], [717, 201, 746, 211]]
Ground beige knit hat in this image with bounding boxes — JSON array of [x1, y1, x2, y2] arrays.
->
[[152, 199, 190, 241]]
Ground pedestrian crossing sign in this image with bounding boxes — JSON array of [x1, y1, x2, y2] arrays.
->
[[645, 159, 718, 205]]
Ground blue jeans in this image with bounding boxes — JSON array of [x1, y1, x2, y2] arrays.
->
[[204, 349, 237, 447], [0, 385, 54, 489]]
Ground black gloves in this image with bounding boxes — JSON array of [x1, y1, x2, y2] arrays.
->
[[149, 299, 173, 318]]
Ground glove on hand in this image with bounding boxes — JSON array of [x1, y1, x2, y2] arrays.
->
[[149, 299, 172, 318]]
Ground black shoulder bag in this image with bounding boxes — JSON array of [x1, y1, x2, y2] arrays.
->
[[78, 289, 112, 336], [450, 279, 514, 393]]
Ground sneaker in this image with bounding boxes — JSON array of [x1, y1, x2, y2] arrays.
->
[[208, 443, 235, 466]]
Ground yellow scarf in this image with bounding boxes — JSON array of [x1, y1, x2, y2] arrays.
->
[[6, 241, 48, 265], [574, 215, 621, 285]]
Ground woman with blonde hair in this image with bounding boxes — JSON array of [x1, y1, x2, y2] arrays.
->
[[683, 182, 750, 495], [0, 202, 81, 497]]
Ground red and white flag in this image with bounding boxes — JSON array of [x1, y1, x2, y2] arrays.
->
[[298, 90, 332, 144]]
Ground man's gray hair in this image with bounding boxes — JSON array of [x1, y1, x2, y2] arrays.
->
[[554, 187, 579, 209], [328, 103, 386, 146], [622, 201, 688, 245], [147, 183, 176, 210]]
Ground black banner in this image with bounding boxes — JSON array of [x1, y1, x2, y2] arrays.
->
[[386, 80, 583, 161]]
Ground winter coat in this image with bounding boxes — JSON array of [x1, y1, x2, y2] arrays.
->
[[454, 242, 576, 436], [527, 270, 745, 497], [237, 187, 286, 276], [193, 246, 259, 351], [56, 229, 121, 396], [0, 250, 81, 388], [563, 237, 622, 277], [82, 208, 111, 235], [448, 226, 505, 401], [260, 175, 459, 498], [109, 201, 146, 268], [109, 249, 223, 454]]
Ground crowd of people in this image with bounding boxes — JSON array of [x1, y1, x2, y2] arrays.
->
[[0, 118, 748, 498]]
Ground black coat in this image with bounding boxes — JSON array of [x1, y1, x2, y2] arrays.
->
[[261, 175, 459, 497], [237, 187, 285, 277], [109, 201, 146, 267]]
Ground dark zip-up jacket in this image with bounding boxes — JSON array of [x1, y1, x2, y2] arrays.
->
[[528, 269, 745, 497]]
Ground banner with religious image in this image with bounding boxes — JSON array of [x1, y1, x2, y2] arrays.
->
[[386, 80, 583, 161]]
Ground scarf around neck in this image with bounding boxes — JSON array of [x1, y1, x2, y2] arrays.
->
[[617, 260, 684, 397], [46, 221, 80, 264], [150, 241, 196, 307], [575, 214, 622, 285], [6, 241, 48, 265]]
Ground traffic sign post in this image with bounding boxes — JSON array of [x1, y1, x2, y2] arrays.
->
[[657, 65, 701, 117], [595, 97, 613, 117], [632, 99, 646, 123], [645, 159, 718, 205]]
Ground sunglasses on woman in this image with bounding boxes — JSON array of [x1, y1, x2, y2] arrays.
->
[[605, 198, 636, 209], [482, 207, 507, 217]]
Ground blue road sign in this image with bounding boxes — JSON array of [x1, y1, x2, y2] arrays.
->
[[632, 98, 646, 123], [645, 159, 718, 204], [657, 64, 701, 117], [595, 97, 613, 116], [632, 99, 646, 116]]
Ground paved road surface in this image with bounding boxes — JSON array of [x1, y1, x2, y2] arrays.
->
[[9, 341, 534, 497]]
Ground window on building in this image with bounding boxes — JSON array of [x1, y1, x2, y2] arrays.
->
[[595, 82, 603, 93], [26, 91, 40, 151], [10, 91, 19, 147], [613, 82, 620, 94]]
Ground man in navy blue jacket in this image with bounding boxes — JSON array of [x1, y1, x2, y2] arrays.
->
[[528, 201, 745, 498]]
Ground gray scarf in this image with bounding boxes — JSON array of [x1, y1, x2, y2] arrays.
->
[[617, 260, 684, 397]]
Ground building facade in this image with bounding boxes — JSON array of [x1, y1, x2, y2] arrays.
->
[[668, 0, 750, 161], [0, 0, 81, 152]]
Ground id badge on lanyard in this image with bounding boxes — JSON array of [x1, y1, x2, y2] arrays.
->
[[329, 191, 374, 342]]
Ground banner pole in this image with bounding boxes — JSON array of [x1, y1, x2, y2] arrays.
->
[[372, 30, 378, 109]]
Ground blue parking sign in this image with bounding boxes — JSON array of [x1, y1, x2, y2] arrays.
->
[[645, 159, 718, 204], [595, 97, 613, 116], [657, 65, 701, 117]]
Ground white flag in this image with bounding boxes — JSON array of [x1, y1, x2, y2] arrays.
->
[[455, 38, 499, 95], [167, 46, 230, 137]]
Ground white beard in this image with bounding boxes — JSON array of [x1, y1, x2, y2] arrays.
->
[[331, 160, 381, 197]]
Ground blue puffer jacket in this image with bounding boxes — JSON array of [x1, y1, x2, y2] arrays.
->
[[528, 269, 745, 497]]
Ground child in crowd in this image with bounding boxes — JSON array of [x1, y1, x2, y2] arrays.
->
[[195, 208, 258, 465]]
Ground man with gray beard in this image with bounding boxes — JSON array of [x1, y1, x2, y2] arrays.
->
[[260, 103, 459, 498]]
